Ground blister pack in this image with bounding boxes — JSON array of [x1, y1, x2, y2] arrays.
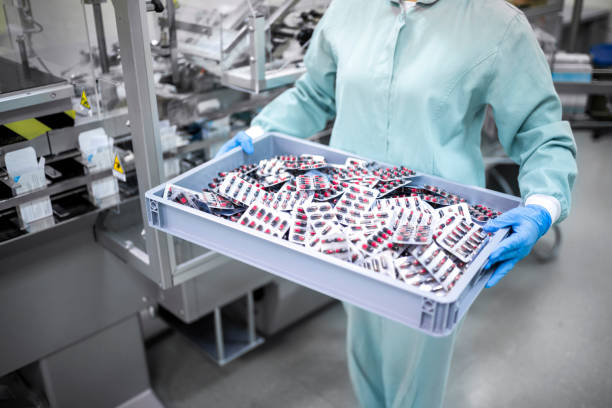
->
[[318, 232, 351, 261], [371, 166, 415, 180], [163, 184, 204, 210], [421, 184, 466, 204], [418, 194, 453, 207], [289, 211, 311, 245], [312, 181, 345, 201], [238, 203, 291, 238], [411, 242, 463, 291], [344, 157, 369, 168], [283, 156, 328, 171], [469, 204, 502, 223], [391, 207, 436, 245], [393, 256, 443, 291], [393, 224, 433, 245], [376, 179, 412, 197], [260, 173, 293, 188], [433, 203, 472, 224], [334, 183, 379, 224], [355, 225, 395, 255], [327, 165, 370, 182], [362, 252, 395, 278], [296, 174, 330, 191], [299, 202, 336, 230], [434, 216, 489, 262], [267, 183, 313, 211], [375, 195, 427, 212], [394, 256, 424, 280], [256, 158, 286, 177], [218, 173, 270, 207]]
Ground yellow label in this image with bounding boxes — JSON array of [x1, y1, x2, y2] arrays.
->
[[4, 119, 51, 140], [113, 154, 126, 182], [113, 154, 124, 174], [80, 91, 91, 110]]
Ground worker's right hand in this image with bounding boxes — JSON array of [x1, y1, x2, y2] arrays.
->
[[483, 204, 552, 287], [215, 131, 254, 158]]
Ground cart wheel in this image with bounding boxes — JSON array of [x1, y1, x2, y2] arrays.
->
[[532, 224, 562, 262]]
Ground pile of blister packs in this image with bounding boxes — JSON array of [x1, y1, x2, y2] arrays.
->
[[163, 154, 503, 296]]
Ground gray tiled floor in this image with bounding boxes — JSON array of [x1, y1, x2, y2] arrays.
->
[[148, 133, 612, 408]]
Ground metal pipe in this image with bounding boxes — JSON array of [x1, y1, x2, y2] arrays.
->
[[16, 35, 30, 73], [568, 0, 583, 52], [92, 3, 110, 73], [247, 291, 256, 344], [166, 0, 179, 85], [248, 14, 266, 93], [214, 308, 225, 362]]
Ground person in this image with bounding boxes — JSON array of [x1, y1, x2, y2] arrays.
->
[[216, 0, 577, 406]]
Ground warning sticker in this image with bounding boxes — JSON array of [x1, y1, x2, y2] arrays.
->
[[112, 154, 126, 182], [81, 91, 91, 110]]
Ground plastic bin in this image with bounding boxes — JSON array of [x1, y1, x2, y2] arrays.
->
[[145, 133, 521, 336]]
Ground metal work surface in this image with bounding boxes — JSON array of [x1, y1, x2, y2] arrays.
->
[[146, 134, 521, 335], [0, 57, 66, 95]]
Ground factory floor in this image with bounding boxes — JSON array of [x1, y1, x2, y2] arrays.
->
[[147, 132, 612, 408]]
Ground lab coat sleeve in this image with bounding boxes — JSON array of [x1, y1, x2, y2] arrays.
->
[[250, 3, 337, 138], [487, 13, 577, 223]]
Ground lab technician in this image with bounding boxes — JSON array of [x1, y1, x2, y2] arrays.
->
[[217, 0, 577, 406]]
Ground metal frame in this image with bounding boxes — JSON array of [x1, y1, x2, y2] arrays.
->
[[554, 81, 612, 94], [0, 83, 73, 124], [109, 0, 243, 289], [220, 1, 306, 93], [0, 168, 113, 211], [112, 0, 175, 288]]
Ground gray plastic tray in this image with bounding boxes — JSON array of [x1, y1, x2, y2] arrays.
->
[[145, 133, 521, 336]]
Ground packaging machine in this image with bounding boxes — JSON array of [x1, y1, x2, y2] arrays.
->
[[0, 0, 331, 406]]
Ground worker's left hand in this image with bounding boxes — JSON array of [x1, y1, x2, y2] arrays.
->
[[482, 205, 552, 288], [215, 131, 254, 158]]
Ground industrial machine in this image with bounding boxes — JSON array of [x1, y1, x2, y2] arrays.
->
[[0, 0, 330, 406]]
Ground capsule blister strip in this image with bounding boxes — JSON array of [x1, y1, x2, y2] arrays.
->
[[376, 179, 412, 197], [434, 216, 489, 262], [354, 225, 395, 255], [299, 202, 336, 232], [164, 184, 203, 210], [267, 183, 313, 212], [318, 233, 351, 261], [334, 183, 379, 225], [296, 174, 330, 191], [217, 173, 269, 207], [410, 242, 463, 291], [363, 252, 395, 278], [434, 203, 472, 224], [469, 204, 503, 223], [375, 196, 426, 212], [237, 203, 291, 238], [289, 210, 311, 245], [393, 256, 443, 292]]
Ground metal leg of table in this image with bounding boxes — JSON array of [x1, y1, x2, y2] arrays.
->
[[159, 291, 265, 367], [214, 307, 225, 363]]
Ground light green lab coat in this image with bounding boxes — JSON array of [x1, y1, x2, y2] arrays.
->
[[252, 0, 577, 406]]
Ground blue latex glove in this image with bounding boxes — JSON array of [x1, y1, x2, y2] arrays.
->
[[215, 131, 254, 157], [483, 204, 552, 288]]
